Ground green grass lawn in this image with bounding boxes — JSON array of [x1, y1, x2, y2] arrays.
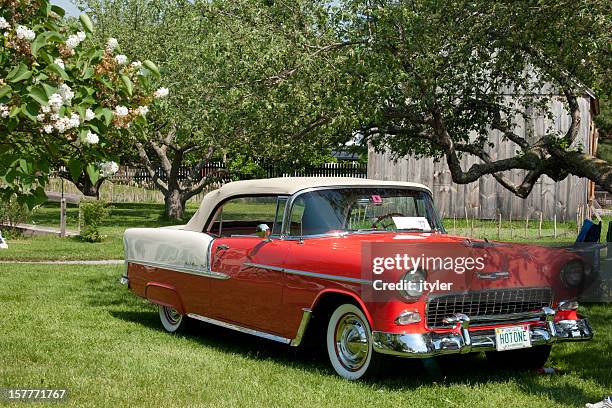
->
[[0, 203, 197, 261], [0, 263, 610, 407]]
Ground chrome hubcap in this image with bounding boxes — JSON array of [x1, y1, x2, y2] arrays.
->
[[164, 307, 181, 325], [334, 313, 369, 371]]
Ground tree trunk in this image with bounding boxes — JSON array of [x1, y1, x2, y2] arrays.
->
[[62, 172, 104, 199], [164, 188, 185, 221]]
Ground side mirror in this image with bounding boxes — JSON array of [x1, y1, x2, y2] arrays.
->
[[256, 224, 271, 241]]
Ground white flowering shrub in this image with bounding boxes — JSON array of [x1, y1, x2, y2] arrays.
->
[[0, 0, 168, 206]]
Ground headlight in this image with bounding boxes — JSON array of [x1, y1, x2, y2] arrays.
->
[[560, 260, 584, 288], [399, 268, 427, 299]]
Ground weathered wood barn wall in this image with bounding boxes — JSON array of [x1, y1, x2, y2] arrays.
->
[[368, 93, 599, 220]]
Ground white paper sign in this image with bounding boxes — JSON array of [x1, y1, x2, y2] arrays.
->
[[392, 216, 431, 232]]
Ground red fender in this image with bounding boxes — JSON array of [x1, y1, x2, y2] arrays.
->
[[145, 282, 185, 315]]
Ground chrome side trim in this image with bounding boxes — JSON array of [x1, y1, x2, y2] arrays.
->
[[290, 309, 312, 347], [126, 259, 229, 280], [187, 313, 292, 345], [243, 262, 370, 284]]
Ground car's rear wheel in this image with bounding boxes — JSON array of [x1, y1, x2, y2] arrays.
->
[[485, 345, 552, 370], [158, 305, 186, 333], [326, 303, 380, 380]]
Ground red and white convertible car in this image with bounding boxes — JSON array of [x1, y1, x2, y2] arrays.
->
[[122, 178, 592, 379]]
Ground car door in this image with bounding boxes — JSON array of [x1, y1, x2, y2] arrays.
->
[[206, 196, 289, 335]]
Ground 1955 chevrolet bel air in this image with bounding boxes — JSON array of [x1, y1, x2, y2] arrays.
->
[[122, 177, 593, 379]]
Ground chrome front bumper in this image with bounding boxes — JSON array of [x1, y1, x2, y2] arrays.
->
[[373, 308, 593, 358]]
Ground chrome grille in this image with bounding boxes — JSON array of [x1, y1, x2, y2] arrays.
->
[[426, 287, 553, 328]]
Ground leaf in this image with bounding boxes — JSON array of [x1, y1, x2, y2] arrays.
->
[[86, 163, 99, 185], [0, 85, 11, 99], [95, 107, 113, 126], [28, 86, 48, 105], [31, 34, 47, 58], [8, 106, 21, 118], [42, 83, 57, 98], [83, 66, 94, 79], [143, 60, 160, 78], [121, 75, 133, 96], [18, 159, 28, 173], [79, 14, 94, 34], [6, 63, 32, 83], [32, 32, 64, 57], [50, 5, 66, 17], [21, 103, 39, 121], [68, 159, 83, 182], [46, 63, 69, 80]]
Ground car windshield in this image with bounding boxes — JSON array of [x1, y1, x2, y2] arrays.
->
[[288, 187, 444, 236]]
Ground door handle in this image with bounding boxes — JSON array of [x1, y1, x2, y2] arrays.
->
[[216, 244, 230, 251]]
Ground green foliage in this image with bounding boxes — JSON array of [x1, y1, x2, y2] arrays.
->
[[0, 1, 164, 207], [80, 0, 348, 165], [0, 194, 30, 238], [79, 199, 111, 242]]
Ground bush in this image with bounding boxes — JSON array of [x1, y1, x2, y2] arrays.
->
[[0, 196, 30, 238], [79, 200, 111, 242]]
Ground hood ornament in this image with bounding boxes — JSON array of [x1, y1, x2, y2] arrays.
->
[[476, 271, 510, 280]]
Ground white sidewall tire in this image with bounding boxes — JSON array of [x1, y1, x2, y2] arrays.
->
[[158, 305, 184, 333], [326, 303, 374, 380]]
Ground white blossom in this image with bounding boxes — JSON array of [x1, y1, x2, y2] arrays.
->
[[85, 108, 95, 121], [16, 25, 35, 41], [114, 105, 128, 117], [65, 34, 82, 50], [41, 105, 51, 114], [100, 161, 119, 177], [131, 60, 142, 68], [114, 54, 128, 65], [76, 31, 86, 42], [43, 124, 53, 134], [136, 105, 149, 116], [154, 87, 169, 98], [106, 37, 119, 53], [84, 131, 99, 145], [0, 104, 8, 118], [67, 113, 80, 129], [50, 113, 59, 121], [58, 84, 74, 104], [0, 17, 9, 30], [54, 58, 65, 70], [53, 117, 69, 133], [36, 113, 46, 122], [48, 93, 63, 112]]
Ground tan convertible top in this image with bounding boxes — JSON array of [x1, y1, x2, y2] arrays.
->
[[184, 177, 431, 232]]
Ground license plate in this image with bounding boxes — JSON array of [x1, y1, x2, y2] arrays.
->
[[495, 325, 531, 351]]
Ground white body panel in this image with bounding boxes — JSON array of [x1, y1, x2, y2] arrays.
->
[[123, 227, 214, 272]]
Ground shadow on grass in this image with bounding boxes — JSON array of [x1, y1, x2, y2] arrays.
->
[[108, 306, 601, 406]]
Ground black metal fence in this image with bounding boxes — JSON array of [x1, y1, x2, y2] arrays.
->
[[108, 161, 367, 187]]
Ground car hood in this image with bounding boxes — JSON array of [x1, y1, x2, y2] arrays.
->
[[285, 232, 580, 301]]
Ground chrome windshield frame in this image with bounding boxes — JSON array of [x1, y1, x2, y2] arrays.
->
[[280, 185, 442, 239]]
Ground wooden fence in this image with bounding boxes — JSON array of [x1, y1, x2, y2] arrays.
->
[[368, 96, 597, 220]]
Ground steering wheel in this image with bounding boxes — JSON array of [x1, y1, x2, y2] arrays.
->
[[370, 213, 404, 230]]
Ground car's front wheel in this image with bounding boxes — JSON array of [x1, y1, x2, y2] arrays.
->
[[485, 345, 552, 370], [326, 303, 380, 380], [158, 305, 186, 333]]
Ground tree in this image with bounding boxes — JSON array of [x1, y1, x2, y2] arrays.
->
[[0, 0, 165, 206], [82, 0, 350, 220], [335, 0, 612, 197]]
